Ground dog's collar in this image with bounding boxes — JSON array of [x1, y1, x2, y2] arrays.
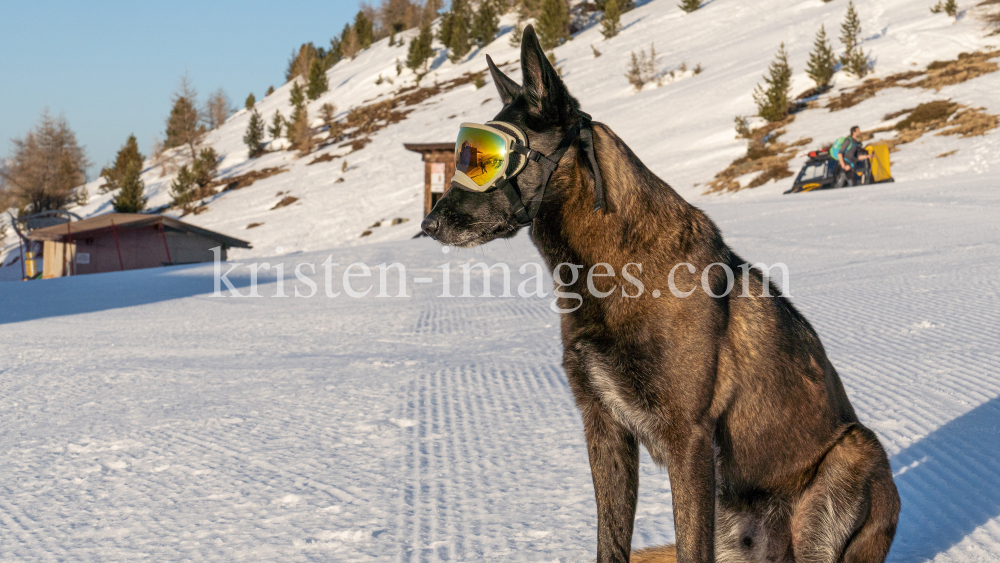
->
[[498, 112, 605, 226]]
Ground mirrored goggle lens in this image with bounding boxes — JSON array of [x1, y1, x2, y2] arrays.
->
[[455, 127, 507, 188]]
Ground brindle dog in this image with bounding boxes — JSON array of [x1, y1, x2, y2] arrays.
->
[[421, 26, 900, 563]]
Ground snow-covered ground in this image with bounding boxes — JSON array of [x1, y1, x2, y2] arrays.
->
[[2, 173, 999, 561]]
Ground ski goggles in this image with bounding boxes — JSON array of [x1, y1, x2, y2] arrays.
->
[[451, 122, 531, 192]]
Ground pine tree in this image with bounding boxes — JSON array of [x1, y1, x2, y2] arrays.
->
[[170, 147, 217, 211], [192, 147, 219, 188], [932, 0, 959, 17], [472, 0, 500, 47], [520, 0, 542, 17], [100, 134, 146, 194], [438, 10, 455, 48], [307, 58, 329, 100], [269, 111, 284, 141], [537, 0, 570, 50], [244, 108, 266, 158], [509, 17, 525, 47], [806, 25, 836, 89], [326, 36, 344, 67], [320, 102, 344, 140], [627, 51, 643, 90], [266, 85, 275, 96], [290, 81, 305, 112], [445, 0, 473, 62], [164, 76, 202, 160], [320, 103, 335, 124], [753, 43, 793, 122], [407, 20, 434, 72], [111, 161, 146, 213], [601, 0, 622, 39], [679, 0, 701, 13], [286, 82, 313, 154], [245, 92, 256, 109], [169, 165, 196, 210], [287, 106, 313, 155], [449, 22, 471, 62], [840, 0, 871, 78], [355, 10, 374, 50]]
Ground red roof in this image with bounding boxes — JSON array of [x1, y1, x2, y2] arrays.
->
[[26, 213, 252, 248]]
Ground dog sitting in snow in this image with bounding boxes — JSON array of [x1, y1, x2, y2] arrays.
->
[[422, 25, 900, 563]]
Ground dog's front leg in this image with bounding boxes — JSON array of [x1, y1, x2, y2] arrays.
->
[[667, 422, 716, 563], [581, 399, 640, 563]]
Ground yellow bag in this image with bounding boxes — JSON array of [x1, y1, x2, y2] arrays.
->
[[866, 145, 892, 183]]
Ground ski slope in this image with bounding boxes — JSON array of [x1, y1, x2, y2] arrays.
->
[[2, 174, 999, 561], [4, 0, 999, 275]]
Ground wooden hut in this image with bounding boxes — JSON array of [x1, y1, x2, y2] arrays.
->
[[25, 213, 251, 278], [404, 143, 456, 216]]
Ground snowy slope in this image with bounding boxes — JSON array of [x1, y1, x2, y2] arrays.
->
[[3, 0, 999, 278], [1, 174, 999, 561]]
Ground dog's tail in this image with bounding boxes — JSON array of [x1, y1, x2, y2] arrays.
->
[[630, 544, 677, 563]]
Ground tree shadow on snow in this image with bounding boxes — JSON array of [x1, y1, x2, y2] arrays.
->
[[0, 261, 256, 325], [616, 15, 648, 36], [888, 396, 1000, 561], [429, 49, 451, 72]]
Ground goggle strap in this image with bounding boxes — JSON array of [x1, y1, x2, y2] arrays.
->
[[497, 177, 532, 225], [525, 139, 574, 222], [511, 143, 544, 163]]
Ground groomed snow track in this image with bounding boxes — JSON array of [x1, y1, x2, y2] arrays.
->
[[1, 176, 999, 561]]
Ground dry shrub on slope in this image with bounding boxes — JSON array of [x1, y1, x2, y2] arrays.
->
[[213, 167, 289, 192], [827, 71, 924, 111], [939, 106, 1000, 137], [828, 50, 1000, 111], [308, 153, 338, 165], [863, 100, 997, 152], [271, 195, 299, 210], [917, 50, 1000, 89], [328, 69, 496, 154], [705, 116, 812, 193]]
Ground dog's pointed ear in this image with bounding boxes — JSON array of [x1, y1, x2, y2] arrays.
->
[[487, 55, 520, 105], [519, 25, 574, 124]]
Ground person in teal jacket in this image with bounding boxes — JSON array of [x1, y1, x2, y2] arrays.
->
[[833, 126, 872, 187]]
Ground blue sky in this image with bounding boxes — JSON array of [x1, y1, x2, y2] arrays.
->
[[0, 0, 364, 175]]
